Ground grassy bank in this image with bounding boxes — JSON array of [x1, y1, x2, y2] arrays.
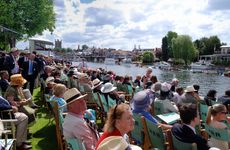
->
[[30, 88, 57, 150]]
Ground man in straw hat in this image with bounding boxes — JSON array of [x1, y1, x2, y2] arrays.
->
[[181, 85, 201, 104], [62, 88, 99, 150]]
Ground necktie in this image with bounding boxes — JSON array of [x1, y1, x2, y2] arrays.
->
[[29, 61, 33, 75]]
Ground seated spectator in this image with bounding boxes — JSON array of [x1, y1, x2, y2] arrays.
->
[[170, 78, 179, 92], [101, 82, 123, 104], [0, 96, 32, 149], [155, 82, 178, 114], [171, 87, 184, 105], [92, 78, 103, 94], [44, 77, 56, 96], [96, 103, 134, 149], [48, 84, 67, 113], [0, 70, 10, 94], [218, 90, 230, 108], [5, 74, 36, 123], [133, 74, 141, 87], [132, 90, 172, 130], [206, 104, 230, 150], [148, 82, 161, 103], [171, 104, 210, 150], [63, 88, 99, 150], [181, 86, 201, 104], [204, 90, 217, 106], [66, 69, 78, 89]]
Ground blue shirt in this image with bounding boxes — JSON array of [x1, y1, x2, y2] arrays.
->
[[133, 109, 158, 125]]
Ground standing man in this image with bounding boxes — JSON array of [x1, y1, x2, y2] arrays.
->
[[21, 53, 39, 95], [3, 48, 20, 76]]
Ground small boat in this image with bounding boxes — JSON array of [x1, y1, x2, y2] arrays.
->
[[122, 58, 132, 67], [190, 60, 215, 73], [224, 71, 230, 77], [104, 58, 116, 65], [155, 61, 171, 70]]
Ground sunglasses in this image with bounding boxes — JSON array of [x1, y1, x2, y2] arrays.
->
[[220, 112, 228, 115]]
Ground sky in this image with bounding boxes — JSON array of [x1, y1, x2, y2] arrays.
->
[[16, 0, 230, 51]]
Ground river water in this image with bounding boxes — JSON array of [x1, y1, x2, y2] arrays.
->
[[73, 62, 230, 97]]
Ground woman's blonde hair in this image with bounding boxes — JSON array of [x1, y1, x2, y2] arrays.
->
[[103, 103, 130, 133], [53, 84, 66, 97], [206, 103, 226, 124]]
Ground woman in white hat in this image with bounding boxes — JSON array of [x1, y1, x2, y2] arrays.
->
[[101, 82, 122, 104], [96, 103, 135, 149]]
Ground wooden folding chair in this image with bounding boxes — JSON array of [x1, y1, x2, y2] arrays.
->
[[205, 123, 230, 142], [142, 117, 171, 150]]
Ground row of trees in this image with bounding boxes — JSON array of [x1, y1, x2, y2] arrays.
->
[[161, 31, 223, 65], [0, 0, 55, 50]]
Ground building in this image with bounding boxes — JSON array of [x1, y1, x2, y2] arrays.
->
[[55, 39, 62, 49]]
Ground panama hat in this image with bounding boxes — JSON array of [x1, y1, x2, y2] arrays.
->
[[63, 88, 87, 105], [10, 74, 27, 86], [45, 76, 55, 84], [92, 78, 103, 89], [184, 86, 197, 93], [11, 47, 19, 52], [101, 82, 117, 93], [23, 89, 32, 101], [97, 136, 129, 150]]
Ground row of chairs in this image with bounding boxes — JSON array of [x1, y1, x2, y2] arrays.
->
[[131, 113, 197, 150]]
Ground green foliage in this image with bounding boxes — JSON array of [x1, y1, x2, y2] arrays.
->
[[161, 36, 169, 61], [82, 44, 89, 50], [0, 0, 55, 49], [213, 60, 230, 66], [172, 35, 197, 65], [172, 58, 185, 65], [193, 36, 221, 55], [142, 51, 154, 64], [167, 31, 178, 58]]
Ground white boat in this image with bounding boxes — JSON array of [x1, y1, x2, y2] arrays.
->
[[155, 61, 171, 70], [122, 58, 132, 66], [190, 61, 215, 73], [104, 58, 116, 65]]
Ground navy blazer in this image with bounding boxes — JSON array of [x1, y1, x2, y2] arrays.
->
[[171, 123, 209, 150]]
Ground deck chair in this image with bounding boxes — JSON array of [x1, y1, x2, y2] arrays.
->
[[153, 101, 164, 116], [51, 101, 66, 150], [143, 117, 169, 150], [204, 123, 230, 142], [171, 133, 197, 150], [0, 118, 17, 150], [130, 113, 144, 147], [66, 138, 86, 150], [199, 103, 208, 123], [92, 93, 105, 126]]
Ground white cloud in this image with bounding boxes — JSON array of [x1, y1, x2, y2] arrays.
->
[[17, 0, 230, 50]]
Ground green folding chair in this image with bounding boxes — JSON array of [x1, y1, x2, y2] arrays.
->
[[204, 124, 230, 142], [130, 113, 144, 146], [171, 133, 197, 150], [66, 138, 86, 150]]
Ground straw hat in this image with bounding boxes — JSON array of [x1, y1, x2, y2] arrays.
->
[[101, 82, 117, 93], [184, 86, 197, 93], [92, 78, 103, 89], [10, 74, 27, 86], [45, 76, 55, 84], [63, 88, 87, 105], [11, 47, 19, 52], [23, 89, 32, 101], [97, 136, 130, 150]]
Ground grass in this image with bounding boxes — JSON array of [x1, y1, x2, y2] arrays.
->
[[29, 88, 57, 150]]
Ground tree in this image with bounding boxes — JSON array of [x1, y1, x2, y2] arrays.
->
[[82, 45, 89, 50], [0, 0, 55, 50], [142, 51, 154, 64], [172, 35, 197, 65], [161, 36, 169, 61], [167, 31, 178, 58]]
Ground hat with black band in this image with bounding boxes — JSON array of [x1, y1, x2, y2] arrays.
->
[[63, 88, 87, 105]]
